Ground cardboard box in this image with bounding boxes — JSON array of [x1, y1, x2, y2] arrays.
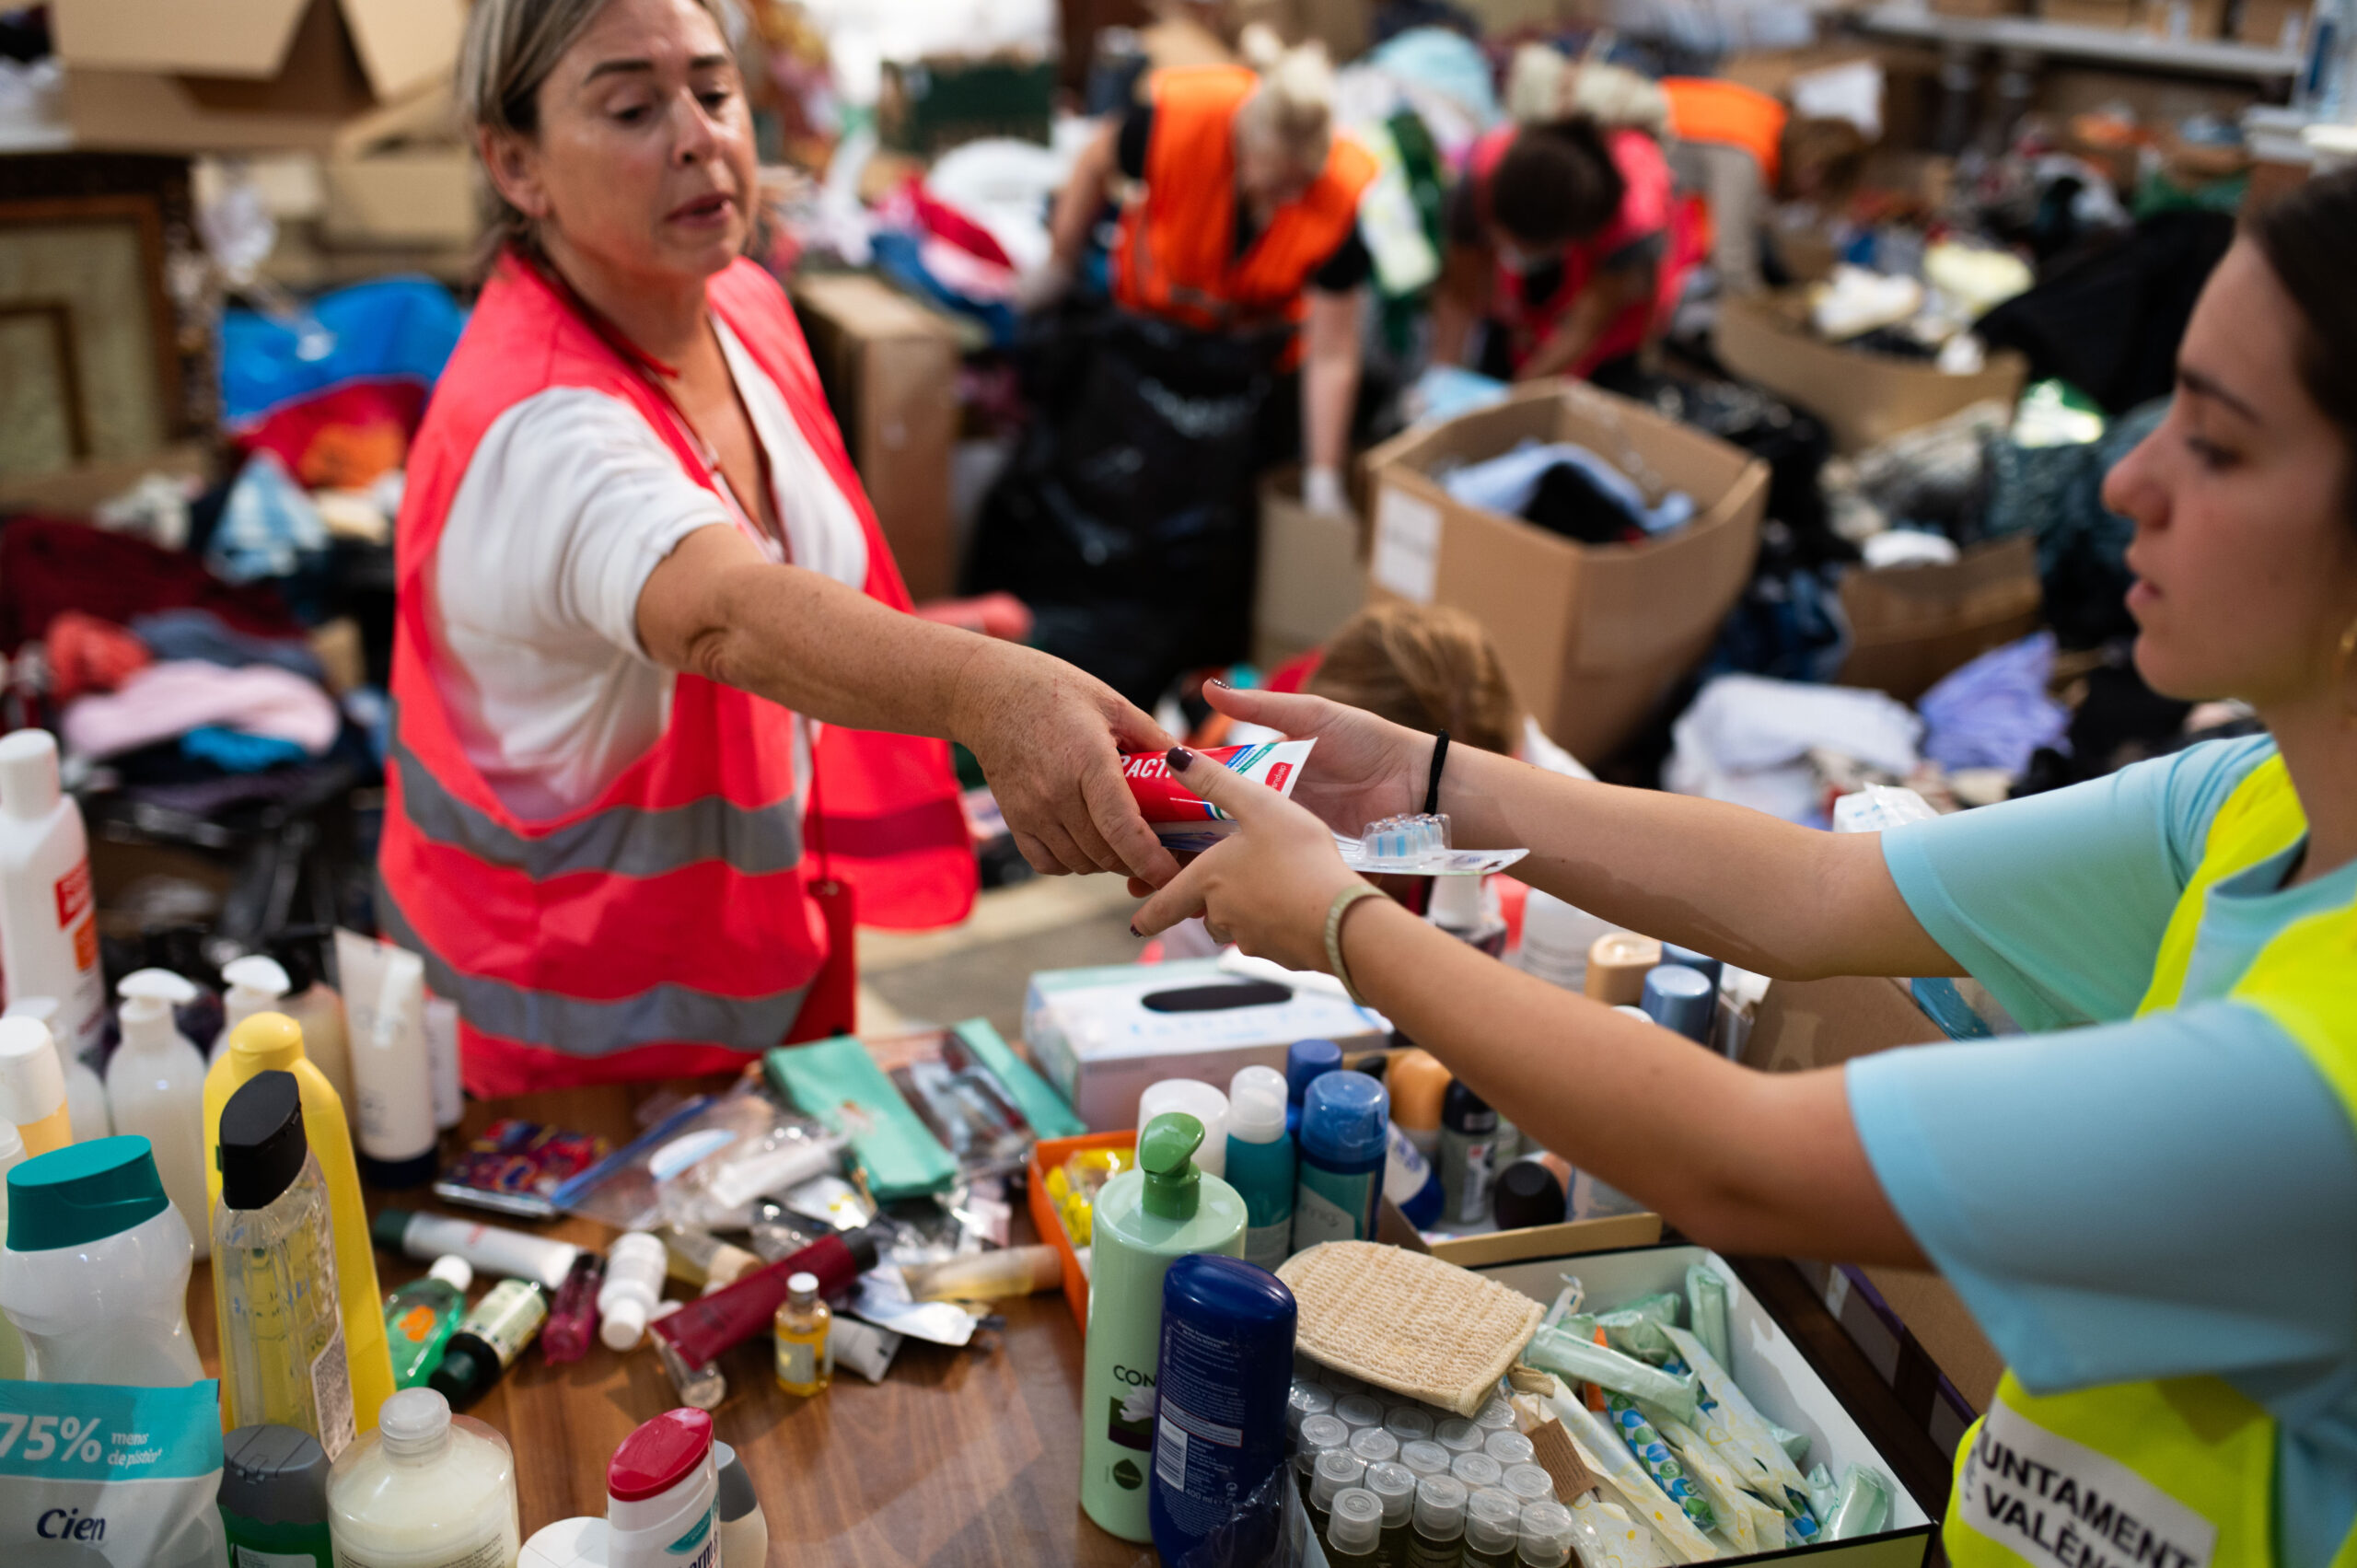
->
[[1837, 534, 2044, 703], [2235, 0, 2314, 47], [1253, 465, 1367, 670], [1024, 958, 1390, 1132], [54, 0, 465, 153], [1713, 292, 2031, 456], [1933, 0, 2027, 17], [791, 273, 963, 602], [320, 150, 472, 248], [1361, 381, 1769, 764]]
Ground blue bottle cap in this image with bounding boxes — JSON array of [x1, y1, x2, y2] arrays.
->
[[1299, 1072, 1388, 1164], [1162, 1253, 1297, 1330], [1661, 944, 1724, 990], [1641, 964, 1715, 1044], [1286, 1039, 1342, 1105]]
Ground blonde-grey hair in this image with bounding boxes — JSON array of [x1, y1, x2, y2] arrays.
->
[[1234, 23, 1335, 169], [457, 0, 735, 261]]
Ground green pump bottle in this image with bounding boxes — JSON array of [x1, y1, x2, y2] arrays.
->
[[1078, 1111, 1246, 1541]]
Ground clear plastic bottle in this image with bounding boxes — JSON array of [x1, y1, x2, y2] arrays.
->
[[1464, 1487, 1524, 1567], [326, 1387, 518, 1568], [772, 1270, 832, 1396], [213, 1070, 354, 1459], [0, 1133, 200, 1383], [383, 1255, 473, 1389], [1517, 1501, 1577, 1567], [1311, 1448, 1369, 1548], [663, 1223, 761, 1293], [1329, 1487, 1386, 1565], [1366, 1459, 1420, 1566], [108, 968, 211, 1259], [1411, 1473, 1469, 1568]]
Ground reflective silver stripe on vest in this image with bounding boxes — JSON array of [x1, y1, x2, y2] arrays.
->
[[389, 710, 801, 880], [377, 884, 809, 1055]]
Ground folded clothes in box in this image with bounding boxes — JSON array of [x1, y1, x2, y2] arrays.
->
[[1024, 958, 1389, 1131]]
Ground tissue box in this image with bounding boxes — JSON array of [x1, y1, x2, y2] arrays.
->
[[1024, 959, 1389, 1131]]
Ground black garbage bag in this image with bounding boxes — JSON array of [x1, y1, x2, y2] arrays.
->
[[969, 309, 1287, 707]]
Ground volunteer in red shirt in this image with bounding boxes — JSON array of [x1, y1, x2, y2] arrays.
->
[[1433, 114, 1689, 390], [1027, 32, 1377, 517], [383, 0, 1178, 1095]]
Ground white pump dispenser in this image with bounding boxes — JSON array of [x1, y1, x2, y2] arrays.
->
[[6, 996, 106, 1141], [108, 968, 212, 1259], [219, 954, 293, 1047]]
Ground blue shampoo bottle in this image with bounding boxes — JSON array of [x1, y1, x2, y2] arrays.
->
[[1148, 1254, 1297, 1566], [1283, 1039, 1341, 1138], [1225, 1066, 1295, 1272], [1292, 1071, 1388, 1249]]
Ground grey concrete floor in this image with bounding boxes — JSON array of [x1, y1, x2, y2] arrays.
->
[[854, 873, 1145, 1041]]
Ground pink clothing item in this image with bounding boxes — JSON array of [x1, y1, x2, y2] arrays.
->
[[62, 660, 339, 761]]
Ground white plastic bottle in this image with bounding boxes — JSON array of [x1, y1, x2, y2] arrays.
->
[[714, 1440, 766, 1568], [607, 1406, 718, 1568], [107, 968, 212, 1259], [279, 941, 354, 1116], [0, 729, 107, 1059], [341, 937, 437, 1187], [7, 996, 107, 1141], [0, 1014, 72, 1156], [0, 1132, 203, 1384], [598, 1231, 668, 1352], [0, 1122, 24, 1379], [220, 953, 293, 1046], [327, 1387, 519, 1567]]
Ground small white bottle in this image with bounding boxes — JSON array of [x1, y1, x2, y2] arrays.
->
[[0, 1014, 72, 1157], [327, 1387, 518, 1568], [107, 968, 211, 1259], [598, 1231, 668, 1352], [6, 996, 107, 1141], [220, 954, 293, 1048], [0, 729, 108, 1060], [343, 940, 437, 1187]]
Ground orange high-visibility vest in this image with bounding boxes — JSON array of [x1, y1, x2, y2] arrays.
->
[[1663, 77, 1787, 186], [1111, 64, 1376, 343], [380, 252, 973, 1096]]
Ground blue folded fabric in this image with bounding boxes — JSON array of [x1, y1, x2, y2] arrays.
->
[[182, 726, 308, 772]]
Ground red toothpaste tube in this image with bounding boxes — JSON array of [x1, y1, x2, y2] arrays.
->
[[1123, 740, 1314, 851]]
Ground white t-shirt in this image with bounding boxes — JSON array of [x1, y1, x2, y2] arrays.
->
[[431, 319, 868, 819]]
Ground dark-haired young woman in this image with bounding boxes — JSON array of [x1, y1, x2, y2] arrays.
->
[[1432, 114, 1691, 388], [1140, 169, 2357, 1568]]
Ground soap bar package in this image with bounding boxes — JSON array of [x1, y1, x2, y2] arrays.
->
[[1025, 959, 1390, 1131], [0, 1378, 226, 1567]]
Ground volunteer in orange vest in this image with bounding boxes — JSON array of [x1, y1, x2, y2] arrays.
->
[[1139, 169, 2357, 1568], [383, 0, 1180, 1095], [1027, 32, 1377, 517], [1658, 76, 1867, 296], [1433, 112, 1692, 389]]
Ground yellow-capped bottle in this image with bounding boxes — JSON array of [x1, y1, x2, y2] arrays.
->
[[204, 1011, 395, 1434]]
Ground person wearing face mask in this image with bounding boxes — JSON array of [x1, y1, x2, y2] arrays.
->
[[382, 0, 1181, 1095], [1136, 170, 2357, 1568], [1431, 113, 1689, 389], [1022, 27, 1376, 521]]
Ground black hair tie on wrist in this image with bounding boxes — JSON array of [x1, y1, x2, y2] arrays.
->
[[1422, 730, 1450, 817]]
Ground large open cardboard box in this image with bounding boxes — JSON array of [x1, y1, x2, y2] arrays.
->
[[1361, 381, 1768, 764], [1838, 534, 2044, 703], [1253, 465, 1367, 671], [53, 0, 464, 152], [1714, 293, 2029, 456]]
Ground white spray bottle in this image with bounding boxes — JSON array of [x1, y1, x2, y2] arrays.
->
[[108, 967, 212, 1259]]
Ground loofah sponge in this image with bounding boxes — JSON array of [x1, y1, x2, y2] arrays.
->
[[1277, 1241, 1546, 1416]]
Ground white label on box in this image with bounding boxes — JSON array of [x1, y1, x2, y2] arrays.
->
[[1371, 485, 1441, 604], [1960, 1400, 2216, 1568]]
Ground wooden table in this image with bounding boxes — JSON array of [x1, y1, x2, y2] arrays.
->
[[183, 1084, 1953, 1566], [186, 1082, 1155, 1568]]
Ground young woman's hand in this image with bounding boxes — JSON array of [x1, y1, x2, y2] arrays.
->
[[1199, 682, 1432, 837], [1131, 747, 1370, 974]]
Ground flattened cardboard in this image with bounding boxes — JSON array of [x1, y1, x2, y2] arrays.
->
[[1838, 534, 2044, 703], [1713, 291, 2029, 455], [1253, 465, 1367, 669], [1361, 380, 1768, 763]]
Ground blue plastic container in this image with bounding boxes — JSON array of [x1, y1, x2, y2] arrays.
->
[[1149, 1255, 1297, 1567], [1283, 1039, 1341, 1138], [1292, 1072, 1388, 1248], [1643, 964, 1715, 1043]]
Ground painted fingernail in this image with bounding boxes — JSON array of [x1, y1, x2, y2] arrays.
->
[[1129, 923, 1143, 937], [1207, 677, 1229, 690], [1166, 747, 1194, 771]]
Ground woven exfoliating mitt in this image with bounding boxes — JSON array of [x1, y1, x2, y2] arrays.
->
[[1277, 1240, 1546, 1417]]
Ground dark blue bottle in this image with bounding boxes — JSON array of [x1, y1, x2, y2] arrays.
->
[[1149, 1256, 1298, 1566], [1284, 1039, 1341, 1138]]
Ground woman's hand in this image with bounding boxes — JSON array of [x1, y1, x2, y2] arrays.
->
[[953, 641, 1180, 885], [1200, 682, 1431, 837], [1132, 747, 1369, 974]]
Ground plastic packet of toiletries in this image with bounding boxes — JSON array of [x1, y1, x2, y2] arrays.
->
[[0, 1378, 227, 1567], [1685, 1266, 1731, 1371], [864, 1027, 1037, 1181], [1570, 1493, 1678, 1568], [1537, 1383, 1720, 1563], [1167, 1450, 1296, 1568], [849, 1267, 976, 1347], [1606, 1393, 1718, 1535], [1771, 1425, 1810, 1466], [434, 1117, 611, 1219], [1123, 740, 1316, 854], [829, 1316, 903, 1383], [1658, 1411, 1806, 1554], [1805, 1463, 1840, 1524], [1524, 1321, 1701, 1424], [552, 1076, 833, 1231], [1660, 1327, 1815, 1516], [1826, 1464, 1892, 1539], [784, 1173, 875, 1232], [1596, 1291, 1685, 1364], [1335, 837, 1532, 876]]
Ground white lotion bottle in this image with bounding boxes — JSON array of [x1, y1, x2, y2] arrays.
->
[[0, 729, 108, 1060], [598, 1231, 667, 1352], [346, 944, 436, 1188], [7, 996, 107, 1141], [327, 1387, 519, 1568], [108, 968, 211, 1259], [220, 953, 293, 1047]]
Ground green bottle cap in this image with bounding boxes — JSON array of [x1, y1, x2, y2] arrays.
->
[[1138, 1111, 1203, 1221], [6, 1135, 169, 1251]]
